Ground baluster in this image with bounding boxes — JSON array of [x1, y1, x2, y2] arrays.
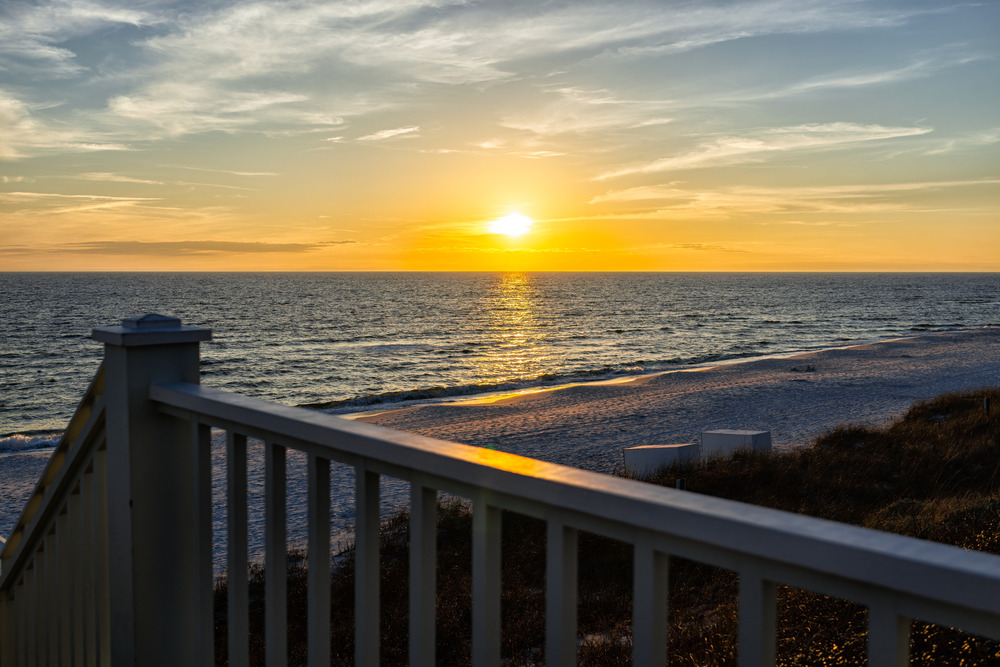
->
[[47, 529, 60, 665], [28, 561, 37, 667], [81, 458, 99, 666], [307, 453, 331, 667], [633, 539, 669, 666], [472, 493, 501, 666], [227, 432, 250, 666], [58, 509, 72, 667], [546, 520, 578, 667], [738, 568, 777, 667], [1, 588, 12, 667], [70, 483, 85, 665], [409, 482, 437, 666], [14, 584, 24, 666], [192, 422, 214, 663], [265, 442, 288, 667], [80, 462, 95, 665], [868, 602, 910, 667], [95, 447, 111, 663], [355, 468, 380, 666]]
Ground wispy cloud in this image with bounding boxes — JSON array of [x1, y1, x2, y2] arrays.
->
[[0, 89, 131, 160], [0, 191, 159, 202], [162, 165, 279, 177], [596, 123, 932, 179], [603, 2, 945, 61], [716, 47, 989, 105], [647, 242, 749, 253], [1, 0, 975, 151], [0, 1, 156, 78], [357, 126, 420, 141], [589, 179, 1000, 219], [77, 172, 164, 185], [501, 86, 674, 136], [26, 240, 338, 256]]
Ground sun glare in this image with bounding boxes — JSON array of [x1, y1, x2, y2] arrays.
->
[[488, 213, 533, 237]]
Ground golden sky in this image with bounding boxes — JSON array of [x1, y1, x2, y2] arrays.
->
[[1, 0, 998, 271]]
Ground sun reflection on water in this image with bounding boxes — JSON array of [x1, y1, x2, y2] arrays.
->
[[472, 272, 547, 384]]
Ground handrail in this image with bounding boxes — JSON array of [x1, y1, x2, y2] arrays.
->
[[151, 380, 1000, 637], [0, 363, 106, 582], [0, 363, 111, 667]]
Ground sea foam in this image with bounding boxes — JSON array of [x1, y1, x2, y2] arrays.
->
[[0, 433, 60, 453]]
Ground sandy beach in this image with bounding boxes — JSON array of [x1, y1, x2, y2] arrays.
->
[[355, 329, 1000, 472], [1, 329, 998, 548]]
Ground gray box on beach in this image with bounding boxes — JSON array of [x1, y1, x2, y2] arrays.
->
[[623, 443, 699, 476], [701, 429, 772, 460]]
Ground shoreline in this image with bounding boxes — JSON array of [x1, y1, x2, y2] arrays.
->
[[342, 327, 984, 419], [355, 328, 1000, 471], [338, 330, 965, 421]]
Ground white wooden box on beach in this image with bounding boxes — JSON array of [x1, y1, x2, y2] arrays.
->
[[623, 443, 699, 476], [701, 429, 772, 460]]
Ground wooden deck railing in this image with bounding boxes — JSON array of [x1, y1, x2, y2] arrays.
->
[[2, 314, 1000, 665]]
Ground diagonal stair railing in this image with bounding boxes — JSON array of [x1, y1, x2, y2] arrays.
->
[[0, 363, 110, 665]]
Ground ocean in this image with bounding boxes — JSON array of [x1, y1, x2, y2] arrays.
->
[[2, 272, 998, 448]]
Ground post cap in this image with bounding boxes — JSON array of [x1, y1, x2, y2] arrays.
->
[[122, 313, 182, 330], [93, 313, 212, 347]]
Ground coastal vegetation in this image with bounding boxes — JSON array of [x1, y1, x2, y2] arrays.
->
[[214, 388, 1000, 665]]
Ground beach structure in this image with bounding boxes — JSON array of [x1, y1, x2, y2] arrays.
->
[[623, 443, 699, 476], [2, 316, 1000, 666], [701, 428, 772, 460]]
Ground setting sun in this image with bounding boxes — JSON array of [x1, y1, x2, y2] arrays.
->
[[488, 213, 533, 237]]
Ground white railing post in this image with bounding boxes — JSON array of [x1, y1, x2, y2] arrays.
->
[[354, 468, 380, 666], [868, 601, 910, 666], [738, 567, 777, 667], [472, 493, 502, 666], [633, 538, 669, 667], [409, 483, 437, 666], [546, 520, 578, 667], [92, 314, 212, 665]]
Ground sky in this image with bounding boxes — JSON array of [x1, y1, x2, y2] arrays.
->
[[1, 0, 998, 271]]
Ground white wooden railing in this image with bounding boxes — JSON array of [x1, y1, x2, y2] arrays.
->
[[3, 314, 1000, 666]]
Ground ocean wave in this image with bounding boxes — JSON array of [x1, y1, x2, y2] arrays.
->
[[0, 432, 61, 453]]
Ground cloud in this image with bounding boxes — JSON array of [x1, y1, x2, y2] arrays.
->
[[501, 86, 674, 136], [24, 0, 926, 142], [589, 178, 1000, 219], [716, 47, 990, 106], [357, 126, 420, 141], [0, 89, 131, 160], [26, 240, 344, 256], [598, 1, 951, 61], [77, 172, 164, 185], [0, 1, 156, 78], [662, 243, 749, 253], [596, 123, 932, 179], [1, 0, 969, 153], [0, 191, 159, 202], [163, 165, 278, 177]]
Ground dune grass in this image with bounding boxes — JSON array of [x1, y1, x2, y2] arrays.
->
[[214, 388, 1000, 665]]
